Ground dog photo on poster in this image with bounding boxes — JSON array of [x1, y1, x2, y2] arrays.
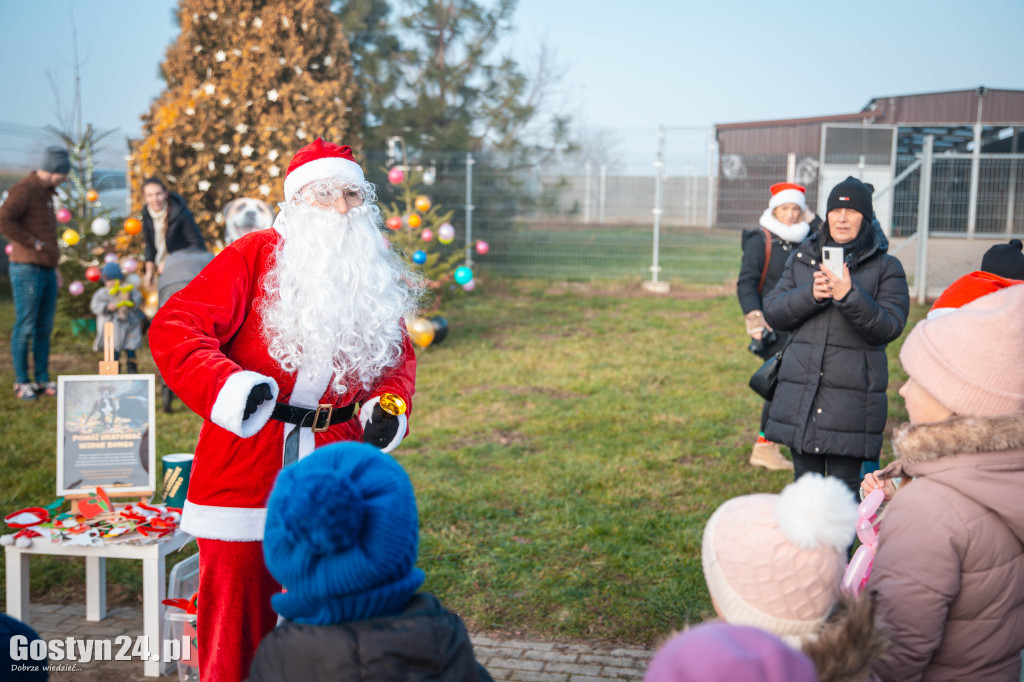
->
[[56, 375, 157, 496]]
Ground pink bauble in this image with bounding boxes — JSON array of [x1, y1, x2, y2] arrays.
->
[[122, 258, 138, 274], [421, 228, 434, 242], [388, 167, 405, 184], [462, 279, 476, 292], [475, 240, 489, 255], [4, 243, 12, 255], [56, 208, 72, 223], [68, 281, 85, 296], [104, 252, 118, 264]]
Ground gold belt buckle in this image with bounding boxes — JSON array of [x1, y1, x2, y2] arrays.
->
[[311, 404, 333, 432]]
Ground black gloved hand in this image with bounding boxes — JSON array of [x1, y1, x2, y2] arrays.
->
[[361, 403, 400, 448], [244, 383, 273, 421]]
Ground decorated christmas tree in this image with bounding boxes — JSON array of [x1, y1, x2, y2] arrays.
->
[[130, 0, 361, 247], [380, 167, 475, 314], [46, 126, 136, 323]]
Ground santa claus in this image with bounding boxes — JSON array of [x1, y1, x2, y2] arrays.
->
[[149, 138, 422, 682]]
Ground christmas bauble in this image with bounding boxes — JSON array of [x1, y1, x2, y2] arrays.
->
[[56, 208, 72, 223], [407, 317, 435, 348], [412, 250, 427, 264], [438, 223, 455, 244], [386, 216, 402, 231], [91, 217, 111, 236], [408, 214, 422, 229], [124, 218, 142, 235], [122, 258, 138, 274], [454, 266, 473, 285], [388, 167, 405, 184], [462, 278, 476, 292], [62, 229, 80, 246], [68, 281, 85, 296], [475, 240, 489, 255], [4, 244, 12, 255], [85, 266, 102, 282], [414, 195, 431, 213], [104, 252, 118, 264], [86, 189, 99, 202], [421, 229, 434, 242]]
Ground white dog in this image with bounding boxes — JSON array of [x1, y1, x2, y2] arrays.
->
[[221, 198, 276, 245]]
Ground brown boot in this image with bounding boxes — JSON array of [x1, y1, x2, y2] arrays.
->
[[750, 437, 793, 471]]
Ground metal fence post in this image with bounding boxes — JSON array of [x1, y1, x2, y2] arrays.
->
[[583, 161, 592, 223], [915, 135, 934, 304], [1006, 126, 1018, 234], [705, 131, 717, 229], [465, 152, 475, 267], [598, 164, 606, 223], [643, 125, 668, 292], [967, 93, 984, 238]]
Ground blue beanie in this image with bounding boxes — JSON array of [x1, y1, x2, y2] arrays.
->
[[263, 441, 424, 625], [101, 262, 124, 281]]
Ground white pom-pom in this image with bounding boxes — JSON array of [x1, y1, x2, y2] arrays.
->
[[0, 533, 14, 546], [15, 536, 32, 548], [774, 473, 858, 552]]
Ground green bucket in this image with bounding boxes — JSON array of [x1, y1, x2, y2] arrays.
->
[[70, 318, 97, 338]]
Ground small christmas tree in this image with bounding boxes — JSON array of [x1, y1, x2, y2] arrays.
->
[[47, 126, 130, 322], [380, 168, 464, 312]]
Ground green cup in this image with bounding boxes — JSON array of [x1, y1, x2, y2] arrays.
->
[[161, 454, 194, 509]]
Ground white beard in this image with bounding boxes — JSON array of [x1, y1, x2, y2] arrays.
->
[[261, 202, 421, 396]]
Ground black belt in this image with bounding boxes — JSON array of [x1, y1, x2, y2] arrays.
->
[[271, 402, 356, 433]]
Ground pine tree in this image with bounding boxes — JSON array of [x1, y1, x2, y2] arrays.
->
[[131, 0, 361, 247]]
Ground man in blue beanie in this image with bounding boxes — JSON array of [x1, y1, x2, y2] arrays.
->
[[249, 441, 493, 681]]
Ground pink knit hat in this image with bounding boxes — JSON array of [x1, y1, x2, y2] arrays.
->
[[643, 622, 817, 682], [900, 284, 1024, 417], [701, 474, 858, 644]]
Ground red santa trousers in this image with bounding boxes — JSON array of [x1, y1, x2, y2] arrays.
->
[[196, 538, 281, 682]]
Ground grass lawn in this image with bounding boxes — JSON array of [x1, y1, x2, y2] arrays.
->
[[0, 277, 927, 646]]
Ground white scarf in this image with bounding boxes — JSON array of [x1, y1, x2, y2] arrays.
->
[[149, 204, 169, 267], [759, 208, 810, 244]]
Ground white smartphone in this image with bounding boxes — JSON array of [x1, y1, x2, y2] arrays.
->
[[822, 247, 845, 279]]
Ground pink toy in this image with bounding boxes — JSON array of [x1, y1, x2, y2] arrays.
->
[[840, 488, 884, 596]]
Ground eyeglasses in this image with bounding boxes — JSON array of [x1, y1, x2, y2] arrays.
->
[[300, 180, 365, 209]]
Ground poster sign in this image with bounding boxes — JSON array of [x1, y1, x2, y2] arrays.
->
[[56, 375, 157, 496]]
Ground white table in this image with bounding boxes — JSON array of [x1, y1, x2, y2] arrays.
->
[[5, 530, 193, 677]]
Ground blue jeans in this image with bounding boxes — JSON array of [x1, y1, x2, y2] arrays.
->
[[9, 263, 58, 385]]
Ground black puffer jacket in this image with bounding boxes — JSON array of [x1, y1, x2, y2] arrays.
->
[[248, 592, 494, 682], [763, 223, 909, 459], [141, 192, 206, 264]]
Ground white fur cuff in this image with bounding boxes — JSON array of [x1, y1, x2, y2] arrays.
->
[[180, 500, 267, 541], [360, 396, 408, 453], [210, 371, 280, 438]]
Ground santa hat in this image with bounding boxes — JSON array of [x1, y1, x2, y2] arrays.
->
[[702, 474, 857, 644], [927, 270, 1023, 319], [768, 182, 807, 211], [283, 138, 365, 202]]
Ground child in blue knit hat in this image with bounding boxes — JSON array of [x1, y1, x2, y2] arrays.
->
[[249, 441, 493, 681], [89, 262, 145, 373]]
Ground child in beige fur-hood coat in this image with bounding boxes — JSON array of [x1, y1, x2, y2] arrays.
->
[[865, 284, 1024, 682]]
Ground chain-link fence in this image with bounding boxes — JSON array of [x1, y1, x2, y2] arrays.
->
[[3, 122, 1022, 295]]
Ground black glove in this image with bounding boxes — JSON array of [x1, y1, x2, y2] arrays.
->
[[244, 383, 273, 421], [361, 403, 400, 448]]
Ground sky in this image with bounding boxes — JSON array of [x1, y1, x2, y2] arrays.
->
[[1, 0, 1023, 148]]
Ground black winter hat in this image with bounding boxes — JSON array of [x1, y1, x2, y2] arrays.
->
[[981, 239, 1024, 280], [41, 147, 71, 175], [826, 176, 874, 220]]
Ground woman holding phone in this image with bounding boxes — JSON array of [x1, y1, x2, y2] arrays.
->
[[762, 176, 910, 497]]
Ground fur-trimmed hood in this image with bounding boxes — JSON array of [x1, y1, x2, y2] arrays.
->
[[802, 593, 888, 682], [879, 412, 1024, 543]]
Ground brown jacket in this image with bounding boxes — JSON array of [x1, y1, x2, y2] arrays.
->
[[0, 172, 61, 268], [868, 413, 1024, 682]]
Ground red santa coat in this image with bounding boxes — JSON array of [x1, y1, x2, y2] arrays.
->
[[148, 229, 415, 541]]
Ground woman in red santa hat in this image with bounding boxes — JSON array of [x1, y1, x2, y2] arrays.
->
[[737, 182, 818, 471], [149, 138, 423, 682]]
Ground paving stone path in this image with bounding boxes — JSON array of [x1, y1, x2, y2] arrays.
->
[[18, 604, 654, 681]]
